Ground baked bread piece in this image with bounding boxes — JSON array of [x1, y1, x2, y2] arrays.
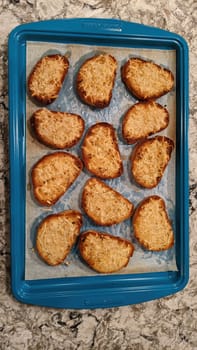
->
[[32, 152, 83, 206], [36, 210, 83, 266], [121, 58, 174, 100], [133, 196, 174, 251], [79, 230, 134, 273], [82, 178, 134, 226], [28, 54, 69, 104], [122, 101, 169, 144], [31, 108, 85, 149], [76, 54, 117, 108], [131, 136, 174, 189], [82, 122, 123, 179]]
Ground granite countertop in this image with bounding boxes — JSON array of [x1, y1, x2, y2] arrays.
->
[[0, 1, 196, 349]]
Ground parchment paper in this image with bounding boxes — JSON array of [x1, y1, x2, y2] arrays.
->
[[25, 41, 177, 280]]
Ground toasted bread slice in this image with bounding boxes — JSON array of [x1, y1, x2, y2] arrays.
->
[[79, 230, 134, 273], [31, 109, 85, 149], [121, 58, 174, 100], [76, 54, 117, 108], [133, 196, 174, 251], [131, 136, 174, 188], [28, 54, 69, 104], [82, 178, 134, 226], [32, 152, 83, 206], [82, 122, 123, 179], [36, 210, 83, 266], [122, 101, 169, 144]]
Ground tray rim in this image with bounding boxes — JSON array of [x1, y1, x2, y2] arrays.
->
[[8, 18, 189, 309]]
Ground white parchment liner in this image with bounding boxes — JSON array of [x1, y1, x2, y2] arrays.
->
[[25, 41, 177, 280]]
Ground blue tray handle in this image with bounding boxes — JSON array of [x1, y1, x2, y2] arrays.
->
[[13, 271, 184, 309], [34, 18, 169, 36], [9, 18, 188, 45]]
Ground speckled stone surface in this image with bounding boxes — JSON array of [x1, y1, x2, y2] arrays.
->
[[0, 1, 196, 349]]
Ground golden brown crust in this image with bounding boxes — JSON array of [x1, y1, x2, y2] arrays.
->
[[82, 178, 134, 226], [131, 136, 174, 189], [76, 54, 117, 108], [32, 152, 83, 206], [122, 101, 169, 144], [121, 58, 174, 100], [82, 122, 123, 179], [36, 210, 83, 266], [133, 196, 174, 251], [28, 54, 69, 105], [31, 109, 85, 149], [79, 230, 134, 273]]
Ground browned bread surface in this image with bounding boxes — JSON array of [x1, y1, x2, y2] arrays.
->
[[31, 109, 85, 149], [32, 152, 83, 206], [36, 210, 83, 265], [133, 196, 174, 251], [28, 54, 69, 104], [121, 58, 174, 100], [82, 122, 123, 179], [122, 101, 169, 144], [76, 54, 117, 108], [79, 230, 134, 273], [131, 136, 174, 188], [82, 178, 134, 226]]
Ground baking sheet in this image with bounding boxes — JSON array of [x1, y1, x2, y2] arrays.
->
[[25, 41, 177, 280]]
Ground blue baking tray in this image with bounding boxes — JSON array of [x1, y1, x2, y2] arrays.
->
[[8, 18, 189, 309]]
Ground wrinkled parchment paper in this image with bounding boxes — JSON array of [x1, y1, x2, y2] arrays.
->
[[25, 41, 177, 280]]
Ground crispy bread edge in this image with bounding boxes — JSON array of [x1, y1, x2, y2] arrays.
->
[[32, 152, 83, 206], [79, 230, 134, 273], [122, 102, 169, 144], [28, 54, 69, 105], [132, 195, 174, 251], [131, 136, 174, 189], [81, 178, 134, 226], [31, 109, 85, 149], [76, 54, 117, 108], [36, 210, 83, 265], [82, 122, 123, 179], [121, 58, 174, 100]]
